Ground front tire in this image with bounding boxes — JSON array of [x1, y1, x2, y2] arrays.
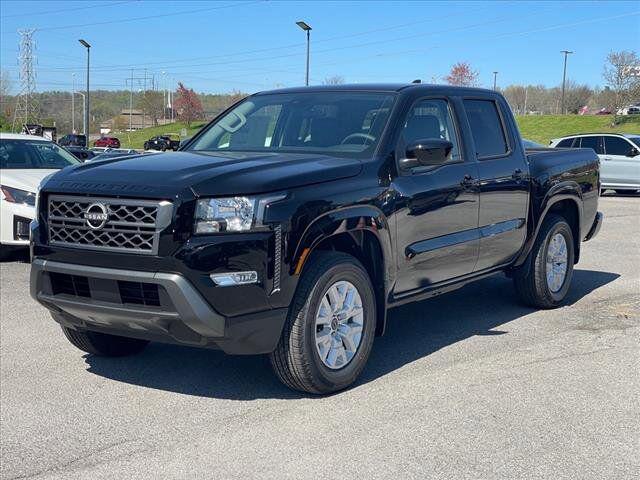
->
[[61, 326, 149, 356], [513, 214, 574, 308], [269, 252, 376, 394]]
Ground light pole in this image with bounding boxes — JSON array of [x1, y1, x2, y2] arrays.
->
[[71, 73, 76, 133], [162, 71, 167, 123], [296, 21, 312, 86], [492, 71, 498, 91], [560, 50, 573, 115], [79, 39, 91, 136]]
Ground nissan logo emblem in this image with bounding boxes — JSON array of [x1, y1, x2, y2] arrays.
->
[[83, 203, 109, 230]]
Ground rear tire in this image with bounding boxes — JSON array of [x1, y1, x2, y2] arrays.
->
[[513, 214, 574, 309], [269, 251, 376, 394], [61, 326, 149, 357]]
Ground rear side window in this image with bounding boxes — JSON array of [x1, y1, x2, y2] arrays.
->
[[604, 136, 632, 155], [579, 136, 603, 154], [463, 99, 508, 158], [556, 138, 575, 148]]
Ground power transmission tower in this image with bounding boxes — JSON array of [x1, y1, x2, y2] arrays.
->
[[12, 29, 39, 132]]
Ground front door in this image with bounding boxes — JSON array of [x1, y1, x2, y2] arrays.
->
[[392, 97, 480, 294], [462, 98, 530, 271], [602, 135, 640, 189]]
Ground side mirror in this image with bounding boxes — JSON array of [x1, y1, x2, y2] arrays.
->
[[626, 147, 639, 157], [400, 139, 453, 170]]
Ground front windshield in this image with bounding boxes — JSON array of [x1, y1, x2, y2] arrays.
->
[[187, 91, 396, 158], [0, 139, 80, 169]]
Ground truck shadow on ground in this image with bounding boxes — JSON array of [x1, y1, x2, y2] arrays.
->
[[84, 269, 619, 400]]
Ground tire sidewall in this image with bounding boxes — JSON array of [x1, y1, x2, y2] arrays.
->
[[302, 261, 376, 391], [538, 219, 574, 304]]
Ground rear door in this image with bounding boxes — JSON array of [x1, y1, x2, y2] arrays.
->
[[602, 136, 640, 188], [463, 97, 530, 271]]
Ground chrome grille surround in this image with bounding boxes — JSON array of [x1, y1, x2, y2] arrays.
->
[[48, 195, 173, 255]]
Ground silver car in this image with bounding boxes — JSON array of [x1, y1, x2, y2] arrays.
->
[[550, 133, 640, 193]]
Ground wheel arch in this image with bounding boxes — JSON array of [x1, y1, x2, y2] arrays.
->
[[291, 206, 394, 337]]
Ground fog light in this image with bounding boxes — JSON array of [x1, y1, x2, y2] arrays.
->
[[210, 271, 258, 286]]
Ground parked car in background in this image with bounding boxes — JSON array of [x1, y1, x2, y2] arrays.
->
[[144, 135, 180, 151], [94, 136, 121, 148], [0, 133, 80, 258], [32, 84, 602, 393], [550, 133, 640, 193], [594, 108, 612, 115], [64, 146, 98, 162], [58, 134, 87, 148]]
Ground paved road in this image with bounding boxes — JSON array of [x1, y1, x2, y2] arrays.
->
[[1, 195, 639, 480]]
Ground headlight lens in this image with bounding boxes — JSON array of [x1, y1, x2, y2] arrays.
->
[[0, 185, 36, 206], [194, 197, 256, 233]]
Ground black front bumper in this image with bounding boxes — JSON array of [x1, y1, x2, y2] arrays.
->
[[31, 259, 288, 354]]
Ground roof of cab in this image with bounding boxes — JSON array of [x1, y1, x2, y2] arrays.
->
[[253, 83, 497, 96]]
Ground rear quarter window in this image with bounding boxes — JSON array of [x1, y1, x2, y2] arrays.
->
[[463, 99, 509, 158]]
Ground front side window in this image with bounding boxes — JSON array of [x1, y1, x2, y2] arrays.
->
[[400, 98, 461, 162], [579, 136, 603, 154], [0, 140, 80, 169], [604, 136, 633, 156], [187, 92, 396, 158], [463, 99, 509, 158]]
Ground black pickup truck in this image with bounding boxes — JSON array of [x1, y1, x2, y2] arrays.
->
[[30, 84, 602, 394]]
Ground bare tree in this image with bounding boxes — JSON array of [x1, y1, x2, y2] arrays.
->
[[603, 50, 640, 118], [138, 90, 164, 126], [323, 75, 345, 85], [0, 69, 11, 99]]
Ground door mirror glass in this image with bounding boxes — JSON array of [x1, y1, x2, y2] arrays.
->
[[626, 147, 639, 157], [401, 139, 453, 169]]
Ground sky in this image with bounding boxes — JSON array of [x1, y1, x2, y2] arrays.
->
[[0, 0, 638, 95]]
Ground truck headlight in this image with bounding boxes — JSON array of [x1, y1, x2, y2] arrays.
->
[[194, 194, 286, 234], [194, 197, 256, 233], [0, 185, 36, 206]]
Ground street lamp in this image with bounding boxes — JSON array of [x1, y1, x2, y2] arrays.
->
[[71, 73, 76, 133], [296, 21, 312, 86], [79, 39, 91, 136], [492, 71, 498, 91], [75, 91, 86, 136], [560, 50, 573, 115]]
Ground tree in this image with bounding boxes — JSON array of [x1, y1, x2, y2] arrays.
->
[[138, 90, 164, 126], [323, 75, 345, 85], [444, 62, 479, 87], [603, 50, 640, 119], [174, 82, 203, 127], [0, 69, 11, 99]]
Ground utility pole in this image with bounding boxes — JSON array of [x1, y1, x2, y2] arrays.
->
[[296, 21, 312, 86], [129, 69, 133, 131], [71, 73, 75, 133], [76, 91, 86, 135], [492, 71, 498, 91], [560, 50, 573, 115], [12, 29, 38, 132]]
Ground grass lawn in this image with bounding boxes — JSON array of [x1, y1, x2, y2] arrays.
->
[[116, 122, 207, 149], [516, 115, 640, 145], [114, 115, 640, 150]]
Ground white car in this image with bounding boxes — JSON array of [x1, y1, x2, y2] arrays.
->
[[0, 133, 80, 258], [549, 133, 640, 193]]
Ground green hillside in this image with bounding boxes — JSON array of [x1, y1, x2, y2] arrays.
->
[[114, 115, 640, 150], [516, 115, 640, 145], [117, 122, 207, 149]]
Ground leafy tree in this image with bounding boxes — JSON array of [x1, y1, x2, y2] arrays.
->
[[444, 62, 479, 87], [174, 82, 204, 127], [138, 90, 164, 126]]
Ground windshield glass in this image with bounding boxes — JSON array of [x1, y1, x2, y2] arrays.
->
[[187, 91, 396, 158], [0, 139, 81, 169]]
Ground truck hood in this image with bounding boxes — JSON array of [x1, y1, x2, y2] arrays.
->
[[43, 151, 362, 198]]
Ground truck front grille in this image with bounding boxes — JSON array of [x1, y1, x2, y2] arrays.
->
[[47, 195, 172, 255]]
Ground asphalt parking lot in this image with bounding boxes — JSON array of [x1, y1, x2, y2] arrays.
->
[[1, 195, 638, 480]]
